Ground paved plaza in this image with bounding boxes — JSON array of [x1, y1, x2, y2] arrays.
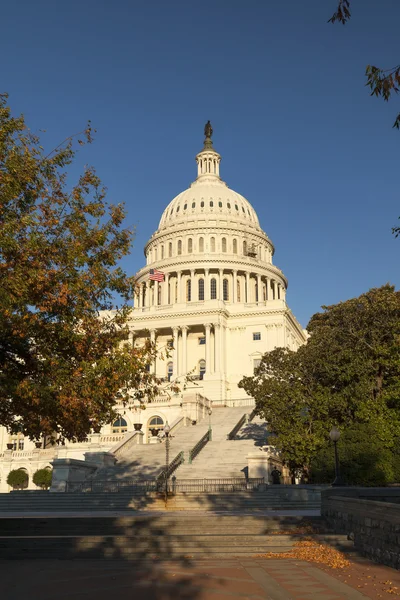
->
[[2, 556, 400, 600]]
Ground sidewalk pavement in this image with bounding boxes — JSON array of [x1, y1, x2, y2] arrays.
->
[[3, 556, 400, 600]]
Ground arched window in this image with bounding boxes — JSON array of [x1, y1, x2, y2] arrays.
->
[[175, 281, 178, 302], [199, 237, 204, 252], [198, 278, 204, 301], [235, 204, 239, 211], [167, 362, 173, 381], [188, 238, 193, 253], [218, 201, 222, 208], [199, 360, 206, 380], [243, 241, 247, 255], [223, 278, 229, 301], [148, 415, 164, 435], [169, 242, 172, 257], [210, 278, 217, 300], [233, 239, 237, 254], [176, 205, 180, 212], [158, 285, 162, 305], [210, 237, 216, 252], [255, 283, 259, 302], [237, 280, 241, 302], [177, 240, 182, 255], [161, 245, 164, 259], [227, 202, 231, 209], [222, 237, 227, 252], [201, 201, 204, 208], [192, 201, 196, 208], [210, 200, 214, 207], [186, 279, 191, 302], [112, 417, 128, 433], [183, 203, 187, 210]]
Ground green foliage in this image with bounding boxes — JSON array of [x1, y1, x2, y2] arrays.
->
[[0, 94, 159, 441], [239, 285, 400, 478], [32, 468, 52, 490], [7, 469, 28, 489]]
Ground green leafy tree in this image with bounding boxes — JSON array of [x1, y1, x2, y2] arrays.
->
[[7, 469, 28, 490], [32, 468, 52, 490], [0, 94, 159, 442], [239, 285, 400, 480]]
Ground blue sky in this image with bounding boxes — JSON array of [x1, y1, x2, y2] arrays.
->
[[1, 0, 399, 327]]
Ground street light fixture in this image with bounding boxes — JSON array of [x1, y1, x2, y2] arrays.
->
[[163, 422, 171, 504], [329, 426, 344, 486], [208, 408, 213, 441]]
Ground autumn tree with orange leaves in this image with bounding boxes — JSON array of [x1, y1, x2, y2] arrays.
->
[[0, 94, 159, 442]]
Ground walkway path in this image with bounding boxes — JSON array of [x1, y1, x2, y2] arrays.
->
[[3, 556, 400, 599]]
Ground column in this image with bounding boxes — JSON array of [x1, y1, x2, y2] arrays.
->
[[265, 276, 269, 301], [205, 269, 210, 300], [172, 327, 179, 378], [150, 329, 156, 374], [154, 280, 159, 306], [245, 272, 250, 303], [205, 323, 212, 374], [140, 283, 144, 308], [214, 323, 221, 372], [191, 269, 195, 301], [181, 326, 188, 375], [145, 281, 151, 308], [257, 274, 262, 303], [219, 269, 223, 300], [233, 270, 237, 303], [177, 271, 182, 303], [164, 273, 169, 305], [273, 279, 277, 300]]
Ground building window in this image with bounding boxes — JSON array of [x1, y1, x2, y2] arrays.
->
[[161, 245, 164, 259], [237, 280, 241, 302], [223, 278, 229, 301], [154, 247, 157, 261], [210, 200, 214, 207], [210, 278, 217, 300], [233, 239, 237, 254], [199, 360, 206, 380], [243, 241, 247, 255], [188, 238, 193, 253], [255, 283, 258, 302], [198, 278, 204, 301], [177, 240, 182, 255], [198, 336, 206, 345], [210, 237, 215, 252], [253, 358, 261, 373], [148, 416, 164, 435], [186, 279, 191, 302], [253, 332, 261, 341], [263, 283, 267, 301], [222, 237, 227, 252], [201, 201, 204, 208], [199, 237, 204, 252], [167, 362, 173, 381], [192, 202, 196, 208], [112, 417, 128, 433], [218, 201, 222, 208], [169, 242, 172, 257], [176, 206, 180, 212], [235, 204, 239, 211], [158, 285, 161, 305], [183, 204, 187, 210]]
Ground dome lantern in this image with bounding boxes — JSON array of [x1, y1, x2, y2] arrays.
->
[[195, 120, 221, 181]]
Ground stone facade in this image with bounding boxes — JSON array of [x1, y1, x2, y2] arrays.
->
[[0, 127, 307, 492]]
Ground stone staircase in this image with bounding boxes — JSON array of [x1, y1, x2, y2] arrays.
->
[[94, 406, 250, 481], [0, 514, 353, 559]]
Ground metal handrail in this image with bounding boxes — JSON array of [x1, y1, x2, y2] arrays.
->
[[227, 409, 256, 440], [188, 430, 210, 464], [156, 450, 185, 484]]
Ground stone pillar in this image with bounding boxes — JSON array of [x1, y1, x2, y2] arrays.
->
[[214, 323, 221, 372], [140, 283, 144, 308], [205, 269, 210, 301], [265, 276, 269, 301], [273, 279, 277, 300], [245, 272, 250, 303], [257, 274, 262, 303], [177, 271, 182, 303], [233, 270, 237, 303], [145, 281, 151, 308], [164, 273, 169, 305], [172, 326, 179, 378], [154, 280, 159, 306], [219, 269, 223, 300], [205, 323, 212, 374], [181, 325, 188, 375]]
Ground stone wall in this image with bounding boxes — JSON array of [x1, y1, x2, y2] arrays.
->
[[322, 490, 400, 570]]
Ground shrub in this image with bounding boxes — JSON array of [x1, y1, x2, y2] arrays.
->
[[32, 468, 52, 490], [7, 469, 28, 489]]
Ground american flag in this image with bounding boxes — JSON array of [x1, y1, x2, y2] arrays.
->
[[149, 268, 165, 282]]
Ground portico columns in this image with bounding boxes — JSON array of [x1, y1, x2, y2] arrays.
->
[[154, 280, 159, 306], [273, 279, 277, 300], [214, 323, 221, 372], [181, 326, 188, 375], [145, 281, 151, 307], [172, 326, 179, 378], [245, 272, 250, 303], [164, 273, 169, 305], [205, 323, 212, 374], [265, 276, 269, 300], [233, 270, 237, 303], [177, 272, 182, 303]]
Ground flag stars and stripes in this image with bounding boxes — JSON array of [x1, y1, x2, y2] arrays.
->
[[149, 269, 165, 282]]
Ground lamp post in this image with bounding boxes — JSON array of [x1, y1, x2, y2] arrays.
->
[[329, 426, 344, 486], [208, 408, 213, 441], [164, 422, 171, 504]]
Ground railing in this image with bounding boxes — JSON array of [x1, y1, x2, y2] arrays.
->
[[213, 398, 256, 408], [168, 477, 265, 492], [99, 433, 125, 444], [227, 409, 256, 440], [65, 479, 158, 493], [0, 448, 56, 459], [157, 450, 185, 483], [188, 430, 210, 464], [111, 430, 142, 458]]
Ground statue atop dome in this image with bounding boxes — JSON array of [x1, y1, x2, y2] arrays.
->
[[204, 120, 213, 139]]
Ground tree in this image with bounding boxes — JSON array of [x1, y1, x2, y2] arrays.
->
[[32, 468, 52, 490], [239, 285, 400, 480], [0, 94, 159, 442], [6, 469, 28, 490]]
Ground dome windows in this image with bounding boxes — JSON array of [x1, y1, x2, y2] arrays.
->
[[201, 201, 204, 208], [169, 242, 172, 257], [210, 200, 214, 208], [188, 238, 193, 253], [233, 239, 237, 254], [227, 202, 231, 209], [218, 201, 222, 208], [222, 237, 227, 252], [176, 205, 180, 212], [177, 240, 182, 255], [243, 240, 247, 255], [210, 278, 217, 300], [183, 204, 187, 210], [199, 237, 204, 252], [235, 204, 239, 211], [210, 237, 216, 252], [223, 278, 229, 301], [192, 202, 196, 208], [186, 279, 191, 302], [198, 278, 204, 301], [242, 206, 245, 213]]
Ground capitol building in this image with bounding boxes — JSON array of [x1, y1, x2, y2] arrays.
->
[[0, 124, 307, 491]]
